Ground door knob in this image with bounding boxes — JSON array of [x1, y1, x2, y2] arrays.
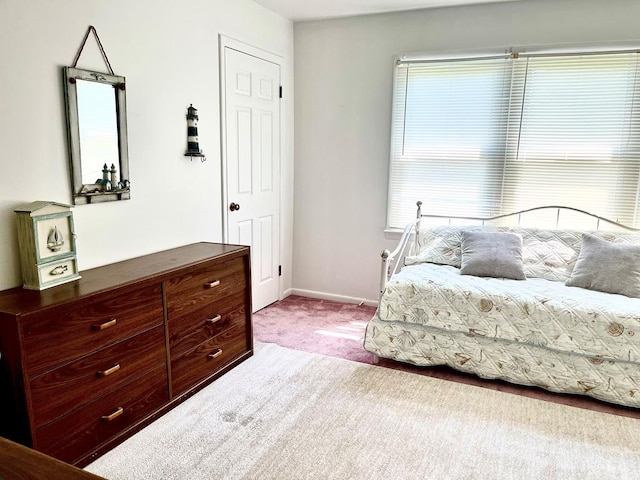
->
[[229, 202, 240, 212]]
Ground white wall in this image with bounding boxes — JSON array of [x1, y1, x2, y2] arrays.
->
[[0, 0, 294, 294], [293, 0, 640, 305]]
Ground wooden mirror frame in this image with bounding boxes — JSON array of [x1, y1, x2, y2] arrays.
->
[[63, 66, 130, 205]]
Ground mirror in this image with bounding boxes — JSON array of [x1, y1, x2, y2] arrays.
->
[[63, 67, 130, 204]]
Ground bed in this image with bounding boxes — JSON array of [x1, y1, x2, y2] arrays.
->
[[363, 203, 640, 407]]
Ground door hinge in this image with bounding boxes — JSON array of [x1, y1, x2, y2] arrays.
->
[[279, 86, 282, 99], [278, 265, 282, 276]]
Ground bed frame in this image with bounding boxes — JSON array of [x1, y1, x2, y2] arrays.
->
[[380, 202, 640, 295], [369, 203, 640, 406]]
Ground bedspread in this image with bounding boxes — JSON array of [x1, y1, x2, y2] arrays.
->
[[378, 263, 640, 362]]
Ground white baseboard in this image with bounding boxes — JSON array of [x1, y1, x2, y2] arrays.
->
[[289, 288, 378, 308]]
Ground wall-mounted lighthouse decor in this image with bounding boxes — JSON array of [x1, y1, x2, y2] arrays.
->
[[184, 104, 206, 162], [14, 201, 81, 290]]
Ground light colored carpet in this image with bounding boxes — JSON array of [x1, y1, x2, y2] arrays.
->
[[85, 343, 640, 480]]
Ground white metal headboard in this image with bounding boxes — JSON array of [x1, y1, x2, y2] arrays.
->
[[379, 202, 640, 295], [414, 201, 640, 232]]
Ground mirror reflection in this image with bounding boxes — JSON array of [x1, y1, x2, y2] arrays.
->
[[63, 67, 130, 205], [76, 80, 119, 185]]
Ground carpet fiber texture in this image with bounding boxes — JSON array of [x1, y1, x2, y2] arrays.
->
[[85, 343, 640, 480]]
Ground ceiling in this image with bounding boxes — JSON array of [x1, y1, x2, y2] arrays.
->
[[251, 0, 524, 22]]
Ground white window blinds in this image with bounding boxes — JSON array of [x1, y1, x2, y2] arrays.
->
[[388, 51, 640, 229]]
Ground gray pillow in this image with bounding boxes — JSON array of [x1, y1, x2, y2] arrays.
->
[[460, 231, 526, 280], [565, 234, 640, 297]]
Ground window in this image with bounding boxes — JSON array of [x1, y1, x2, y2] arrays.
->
[[388, 51, 640, 229]]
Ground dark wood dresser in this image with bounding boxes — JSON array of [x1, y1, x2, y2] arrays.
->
[[0, 242, 252, 467]]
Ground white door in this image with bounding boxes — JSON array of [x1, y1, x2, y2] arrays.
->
[[222, 46, 280, 312]]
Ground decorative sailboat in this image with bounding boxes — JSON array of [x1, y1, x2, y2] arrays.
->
[[47, 226, 65, 252]]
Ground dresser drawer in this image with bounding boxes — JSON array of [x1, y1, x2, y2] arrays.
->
[[35, 364, 169, 464], [168, 289, 248, 359], [22, 283, 164, 376], [30, 325, 166, 427], [165, 256, 247, 321], [171, 322, 250, 396], [37, 257, 80, 289]]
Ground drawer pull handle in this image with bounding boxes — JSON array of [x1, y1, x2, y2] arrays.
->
[[205, 280, 221, 288], [49, 265, 68, 276], [93, 319, 117, 331], [97, 363, 121, 377], [101, 407, 124, 422], [208, 349, 223, 359], [206, 315, 222, 325]]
